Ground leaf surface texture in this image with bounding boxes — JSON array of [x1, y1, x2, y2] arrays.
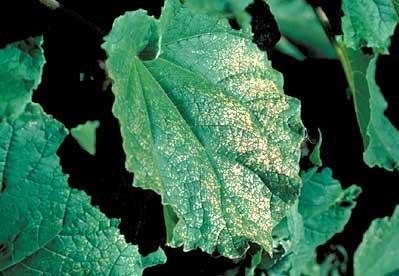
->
[[341, 0, 399, 52], [103, 0, 305, 258], [265, 168, 361, 275], [337, 44, 399, 171], [0, 38, 45, 119], [268, 0, 336, 59], [0, 39, 166, 275], [354, 205, 399, 276]]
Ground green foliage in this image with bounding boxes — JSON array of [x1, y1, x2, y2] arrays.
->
[[268, 0, 336, 59], [274, 37, 306, 61], [71, 120, 100, 156], [341, 0, 399, 53], [3, 0, 399, 274], [0, 37, 45, 119], [0, 39, 165, 275], [354, 205, 399, 276], [103, 0, 305, 258], [297, 168, 360, 257], [304, 245, 349, 276], [339, 0, 399, 171], [245, 248, 263, 276], [264, 0, 399, 171], [163, 204, 179, 243], [287, 0, 399, 171], [336, 43, 399, 172], [252, 167, 360, 275], [264, 0, 399, 172], [309, 129, 322, 167]]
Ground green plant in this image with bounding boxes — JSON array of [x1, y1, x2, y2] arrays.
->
[[1, 0, 399, 275]]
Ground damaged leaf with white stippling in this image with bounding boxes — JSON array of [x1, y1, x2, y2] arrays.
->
[[103, 0, 305, 258]]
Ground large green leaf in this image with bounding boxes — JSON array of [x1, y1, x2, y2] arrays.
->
[[264, 168, 361, 275], [0, 105, 165, 275], [268, 0, 336, 59], [336, 44, 399, 171], [0, 40, 165, 275], [103, 0, 305, 258], [0, 37, 45, 119], [341, 0, 399, 52], [354, 205, 399, 276]]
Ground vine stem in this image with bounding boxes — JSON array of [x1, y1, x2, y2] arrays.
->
[[311, 6, 355, 97], [37, 0, 106, 36]]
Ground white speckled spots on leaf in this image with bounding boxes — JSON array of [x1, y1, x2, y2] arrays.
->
[[103, 0, 305, 258]]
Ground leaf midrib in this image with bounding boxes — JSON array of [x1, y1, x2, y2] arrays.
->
[[138, 59, 261, 255], [150, 55, 297, 204]]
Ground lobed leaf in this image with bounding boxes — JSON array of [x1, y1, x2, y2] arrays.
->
[[103, 0, 305, 258]]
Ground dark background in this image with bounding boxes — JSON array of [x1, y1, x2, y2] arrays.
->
[[1, 0, 399, 275]]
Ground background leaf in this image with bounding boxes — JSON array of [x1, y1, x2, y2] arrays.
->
[[0, 37, 45, 119], [265, 168, 361, 275], [336, 44, 399, 171], [274, 37, 306, 61], [354, 205, 399, 276], [267, 0, 336, 59], [0, 39, 165, 275], [0, 105, 166, 275], [309, 129, 323, 167], [341, 0, 399, 52], [70, 120, 100, 156]]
